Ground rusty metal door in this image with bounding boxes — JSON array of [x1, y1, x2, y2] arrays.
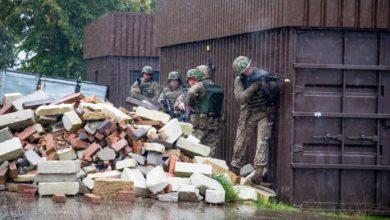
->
[[291, 30, 390, 211]]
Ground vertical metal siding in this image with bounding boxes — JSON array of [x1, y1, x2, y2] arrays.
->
[[84, 12, 159, 59], [155, 0, 390, 47]]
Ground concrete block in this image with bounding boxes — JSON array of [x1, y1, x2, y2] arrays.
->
[[128, 152, 145, 165], [178, 185, 200, 202], [13, 173, 36, 182], [98, 103, 132, 123], [32, 123, 44, 134], [62, 111, 83, 132], [187, 135, 200, 144], [38, 160, 80, 174], [0, 127, 13, 142], [24, 149, 42, 166], [240, 164, 255, 177], [136, 165, 154, 176], [143, 142, 165, 153], [193, 156, 229, 170], [83, 165, 97, 174], [205, 189, 225, 204], [0, 109, 35, 130], [92, 178, 133, 200], [174, 162, 212, 177], [35, 173, 77, 182], [38, 182, 79, 196], [146, 152, 163, 166], [0, 137, 24, 162], [158, 118, 182, 144], [12, 90, 50, 111], [3, 93, 22, 105], [176, 137, 211, 157], [158, 192, 178, 202], [146, 166, 168, 194], [35, 104, 74, 116], [167, 177, 191, 192], [190, 172, 224, 195], [57, 148, 77, 160], [116, 158, 137, 170], [97, 148, 116, 161], [121, 168, 148, 197], [83, 170, 121, 190], [135, 106, 170, 124], [179, 122, 193, 135]]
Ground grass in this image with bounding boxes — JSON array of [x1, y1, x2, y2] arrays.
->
[[212, 175, 239, 202], [253, 198, 299, 212]]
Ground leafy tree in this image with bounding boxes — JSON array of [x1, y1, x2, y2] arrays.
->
[[0, 0, 155, 79], [0, 22, 15, 70]]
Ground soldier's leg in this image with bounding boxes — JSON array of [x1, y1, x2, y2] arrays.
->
[[202, 129, 220, 158], [252, 115, 273, 183], [231, 111, 257, 169]]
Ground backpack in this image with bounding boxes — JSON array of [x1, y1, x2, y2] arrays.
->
[[197, 82, 224, 115]]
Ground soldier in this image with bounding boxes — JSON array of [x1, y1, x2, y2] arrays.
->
[[158, 71, 186, 117], [174, 69, 200, 121], [230, 56, 279, 185], [129, 66, 161, 101], [176, 68, 224, 157]]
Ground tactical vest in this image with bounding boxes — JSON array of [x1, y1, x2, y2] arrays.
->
[[163, 86, 186, 110], [138, 79, 156, 98], [241, 70, 270, 110], [196, 82, 224, 115]]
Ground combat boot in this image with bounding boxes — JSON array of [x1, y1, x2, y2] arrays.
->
[[250, 167, 264, 185]]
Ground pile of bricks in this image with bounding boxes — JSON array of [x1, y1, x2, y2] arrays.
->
[[0, 90, 275, 204]]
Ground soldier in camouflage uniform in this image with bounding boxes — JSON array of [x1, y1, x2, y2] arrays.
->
[[129, 66, 161, 101], [230, 56, 279, 184], [174, 69, 200, 116], [158, 71, 186, 117], [176, 68, 224, 157]]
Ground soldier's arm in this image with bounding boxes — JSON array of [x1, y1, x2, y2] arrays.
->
[[174, 93, 186, 111], [187, 82, 204, 106], [152, 82, 162, 101], [157, 88, 165, 103], [234, 77, 260, 105], [128, 81, 140, 97]]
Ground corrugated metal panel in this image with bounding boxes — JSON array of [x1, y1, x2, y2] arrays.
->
[[83, 12, 159, 59], [159, 28, 390, 212], [85, 56, 159, 108], [155, 0, 390, 47]]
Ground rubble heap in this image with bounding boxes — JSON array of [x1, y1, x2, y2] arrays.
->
[[0, 91, 275, 204]]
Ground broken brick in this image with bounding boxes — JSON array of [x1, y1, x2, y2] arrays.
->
[[95, 132, 105, 140], [70, 139, 88, 150], [44, 134, 56, 154], [17, 126, 36, 141], [53, 193, 67, 203], [117, 191, 135, 202], [83, 143, 101, 159], [50, 93, 83, 105], [111, 138, 128, 152], [8, 161, 18, 178], [0, 102, 13, 115], [83, 193, 101, 204]]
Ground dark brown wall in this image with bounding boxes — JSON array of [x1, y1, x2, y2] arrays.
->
[[85, 56, 159, 108], [156, 0, 390, 47], [84, 12, 159, 59], [159, 28, 390, 211]]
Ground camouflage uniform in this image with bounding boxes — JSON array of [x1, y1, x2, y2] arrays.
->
[[187, 66, 223, 158], [128, 66, 161, 101], [158, 71, 186, 116], [231, 56, 278, 174]]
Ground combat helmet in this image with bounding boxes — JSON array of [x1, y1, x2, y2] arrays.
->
[[232, 56, 251, 77]]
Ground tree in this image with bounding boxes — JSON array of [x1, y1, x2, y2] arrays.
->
[[0, 0, 155, 79], [0, 23, 15, 70]]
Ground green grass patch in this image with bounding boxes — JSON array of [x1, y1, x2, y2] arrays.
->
[[253, 198, 299, 212], [212, 175, 239, 202]]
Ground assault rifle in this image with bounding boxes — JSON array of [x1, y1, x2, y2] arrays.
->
[[249, 69, 290, 84]]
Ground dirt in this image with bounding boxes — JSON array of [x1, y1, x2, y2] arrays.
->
[[0, 192, 334, 220]]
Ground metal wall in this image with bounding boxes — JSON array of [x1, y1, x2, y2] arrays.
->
[[156, 0, 390, 47], [84, 12, 159, 59], [85, 56, 159, 108], [159, 28, 390, 212]]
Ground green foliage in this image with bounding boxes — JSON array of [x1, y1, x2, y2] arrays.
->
[[212, 175, 239, 202], [253, 198, 299, 212], [0, 0, 155, 78], [0, 23, 15, 70]]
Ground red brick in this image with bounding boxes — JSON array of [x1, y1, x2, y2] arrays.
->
[[88, 135, 95, 142], [47, 152, 58, 160], [66, 133, 77, 143], [53, 194, 66, 203], [17, 126, 37, 141], [132, 140, 142, 155], [17, 184, 38, 193], [117, 191, 135, 202], [168, 155, 177, 177], [44, 134, 56, 154], [80, 158, 91, 167], [111, 138, 128, 152], [119, 131, 127, 139], [50, 93, 83, 105], [0, 102, 13, 115], [123, 146, 132, 154], [83, 143, 101, 158], [83, 193, 101, 204], [20, 189, 36, 198], [0, 167, 8, 184], [118, 122, 128, 131], [28, 133, 41, 143], [8, 161, 18, 178], [24, 143, 36, 151], [70, 139, 88, 150], [94, 132, 105, 140], [125, 126, 135, 139], [105, 131, 119, 146]]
